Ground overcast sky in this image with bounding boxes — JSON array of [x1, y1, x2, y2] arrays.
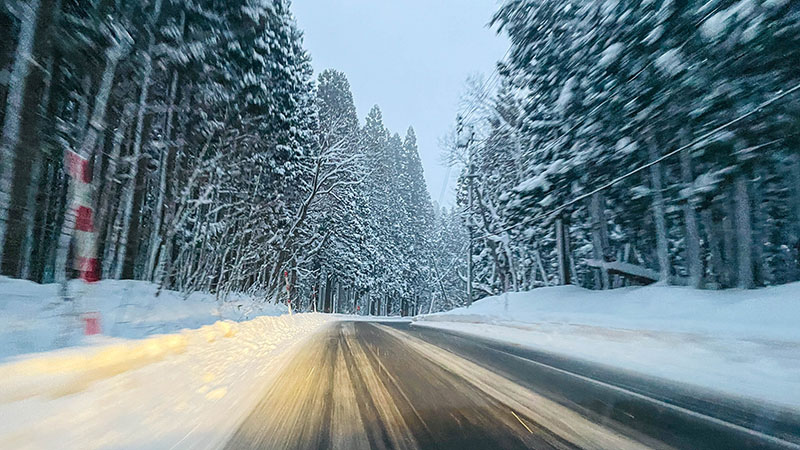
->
[[292, 1, 508, 207]]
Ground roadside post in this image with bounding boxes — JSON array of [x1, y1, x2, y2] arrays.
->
[[64, 150, 101, 335]]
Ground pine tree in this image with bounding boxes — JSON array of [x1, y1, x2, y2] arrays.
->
[[451, 0, 800, 297]]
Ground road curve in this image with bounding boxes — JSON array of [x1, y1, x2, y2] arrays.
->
[[225, 321, 800, 450]]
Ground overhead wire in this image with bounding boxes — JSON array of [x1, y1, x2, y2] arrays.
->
[[467, 81, 800, 242]]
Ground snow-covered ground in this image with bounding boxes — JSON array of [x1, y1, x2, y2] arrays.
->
[[0, 276, 335, 449], [415, 283, 800, 410], [0, 310, 333, 449], [0, 276, 287, 360]]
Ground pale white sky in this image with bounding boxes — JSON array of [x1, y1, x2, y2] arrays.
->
[[292, 1, 508, 206]]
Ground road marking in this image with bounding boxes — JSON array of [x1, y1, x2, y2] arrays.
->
[[167, 422, 201, 450], [377, 324, 649, 449], [511, 409, 534, 434], [492, 347, 800, 449]]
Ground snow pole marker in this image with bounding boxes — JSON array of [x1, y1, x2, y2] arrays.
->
[[65, 150, 100, 283], [65, 149, 101, 335]]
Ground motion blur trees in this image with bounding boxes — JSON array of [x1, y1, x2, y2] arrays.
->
[[0, 1, 436, 312], [451, 0, 800, 296]]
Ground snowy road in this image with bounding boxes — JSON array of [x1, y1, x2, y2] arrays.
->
[[226, 321, 800, 450]]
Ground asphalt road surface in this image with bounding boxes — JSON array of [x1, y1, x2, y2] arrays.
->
[[225, 321, 800, 449]]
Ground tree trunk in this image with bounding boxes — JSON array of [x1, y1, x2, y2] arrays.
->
[[750, 167, 769, 285], [334, 280, 341, 314], [95, 103, 135, 272], [534, 248, 549, 287], [721, 198, 737, 288], [790, 154, 800, 281], [734, 173, 754, 289], [121, 156, 148, 279], [102, 195, 122, 277], [324, 273, 333, 313], [648, 141, 670, 283], [701, 209, 723, 289], [34, 161, 56, 281], [0, 0, 42, 265], [555, 217, 570, 285], [589, 192, 610, 289], [17, 46, 57, 279], [16, 151, 42, 279], [153, 138, 185, 285], [113, 52, 153, 279], [40, 162, 63, 283], [145, 71, 178, 280], [680, 146, 702, 288]]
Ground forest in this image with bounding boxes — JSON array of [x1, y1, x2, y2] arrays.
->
[[441, 0, 800, 299], [2, 0, 800, 317], [3, 2, 800, 448], [0, 0, 436, 315]]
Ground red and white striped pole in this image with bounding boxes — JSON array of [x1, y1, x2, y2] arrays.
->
[[65, 150, 100, 282], [65, 150, 101, 334]]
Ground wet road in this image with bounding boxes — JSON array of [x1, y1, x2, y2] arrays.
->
[[225, 321, 800, 450]]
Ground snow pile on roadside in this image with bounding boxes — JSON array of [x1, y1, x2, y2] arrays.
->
[[415, 283, 800, 409], [0, 312, 334, 450], [0, 276, 286, 360]]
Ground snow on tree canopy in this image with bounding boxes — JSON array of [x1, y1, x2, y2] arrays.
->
[[473, 0, 800, 294], [555, 77, 577, 115], [597, 43, 623, 69], [654, 48, 685, 77], [763, 0, 789, 9], [700, 0, 757, 41], [615, 137, 638, 154], [643, 25, 665, 45], [456, 127, 474, 148]]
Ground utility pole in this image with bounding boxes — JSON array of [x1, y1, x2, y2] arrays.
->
[[457, 115, 475, 307], [467, 158, 474, 307], [555, 215, 571, 285]]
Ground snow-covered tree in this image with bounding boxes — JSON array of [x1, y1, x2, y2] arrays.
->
[[446, 0, 800, 300]]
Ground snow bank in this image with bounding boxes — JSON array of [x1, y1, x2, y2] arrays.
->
[[416, 283, 800, 409], [420, 283, 800, 340], [0, 332, 189, 403], [0, 276, 286, 360], [0, 312, 334, 450]]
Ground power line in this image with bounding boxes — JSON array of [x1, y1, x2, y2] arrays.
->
[[437, 165, 452, 207], [549, 84, 800, 219], [468, 81, 800, 242], [459, 46, 512, 125]]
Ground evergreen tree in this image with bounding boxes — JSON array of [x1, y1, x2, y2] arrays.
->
[[450, 0, 800, 298]]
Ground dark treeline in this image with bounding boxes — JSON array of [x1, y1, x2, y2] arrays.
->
[[0, 0, 436, 314], [442, 0, 800, 299]]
